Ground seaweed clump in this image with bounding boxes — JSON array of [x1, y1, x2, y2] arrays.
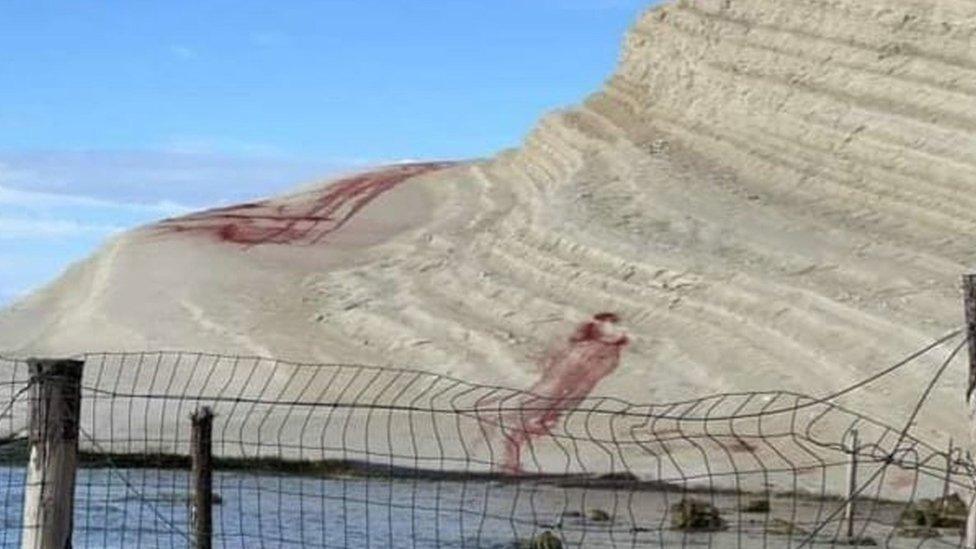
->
[[670, 498, 726, 532]]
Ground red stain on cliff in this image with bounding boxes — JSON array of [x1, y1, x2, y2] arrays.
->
[[154, 162, 451, 246], [493, 313, 629, 474]]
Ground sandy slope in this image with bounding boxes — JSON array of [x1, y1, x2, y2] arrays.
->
[[1, 0, 974, 493]]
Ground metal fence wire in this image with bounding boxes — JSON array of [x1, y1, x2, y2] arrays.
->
[[0, 328, 972, 548]]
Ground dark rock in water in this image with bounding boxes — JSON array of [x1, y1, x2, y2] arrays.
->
[[897, 526, 941, 539], [941, 493, 967, 516], [516, 531, 563, 549], [899, 495, 967, 528], [669, 498, 726, 532], [587, 508, 612, 522], [741, 499, 770, 513]]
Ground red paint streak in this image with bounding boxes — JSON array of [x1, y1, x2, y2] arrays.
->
[[153, 162, 452, 246], [726, 437, 757, 454], [492, 313, 629, 474]]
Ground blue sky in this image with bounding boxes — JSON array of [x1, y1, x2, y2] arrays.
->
[[0, 0, 651, 303]]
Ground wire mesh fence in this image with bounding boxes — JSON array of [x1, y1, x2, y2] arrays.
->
[[0, 328, 973, 548]]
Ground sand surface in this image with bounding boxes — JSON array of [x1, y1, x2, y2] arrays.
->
[[1, 0, 974, 494]]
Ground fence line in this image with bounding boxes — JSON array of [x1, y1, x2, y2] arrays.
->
[[0, 327, 971, 547]]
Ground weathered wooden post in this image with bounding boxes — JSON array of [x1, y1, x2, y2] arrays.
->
[[964, 274, 976, 548], [943, 438, 955, 508], [21, 359, 83, 549], [844, 428, 859, 541], [190, 407, 214, 549]]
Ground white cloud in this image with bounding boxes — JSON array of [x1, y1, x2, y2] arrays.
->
[[0, 150, 367, 306], [544, 0, 651, 10], [0, 150, 353, 206], [170, 45, 198, 59], [0, 287, 29, 305], [250, 32, 288, 47], [0, 218, 124, 239], [0, 185, 191, 217], [160, 135, 282, 157]]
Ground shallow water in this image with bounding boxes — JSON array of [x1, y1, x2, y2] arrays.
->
[[0, 466, 960, 548]]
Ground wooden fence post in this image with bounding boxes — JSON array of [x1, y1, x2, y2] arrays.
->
[[844, 428, 858, 541], [964, 274, 976, 549], [190, 407, 214, 549], [21, 359, 84, 549], [943, 438, 954, 509]]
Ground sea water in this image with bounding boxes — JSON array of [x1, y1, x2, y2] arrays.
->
[[0, 466, 940, 548]]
